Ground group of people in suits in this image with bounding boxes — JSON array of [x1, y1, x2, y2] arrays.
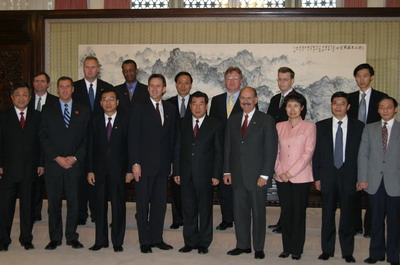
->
[[0, 58, 399, 265]]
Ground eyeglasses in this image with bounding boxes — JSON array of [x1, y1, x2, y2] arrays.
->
[[226, 77, 241, 81], [101, 97, 116, 102]]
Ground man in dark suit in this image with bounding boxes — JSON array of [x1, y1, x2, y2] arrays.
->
[[0, 83, 43, 251], [174, 91, 223, 254], [167, 71, 193, 229], [358, 96, 400, 265], [224, 87, 278, 260], [114, 59, 149, 114], [209, 66, 243, 231], [40, 76, 90, 250], [128, 74, 177, 254], [73, 56, 113, 225], [313, 91, 364, 263], [30, 72, 58, 223], [87, 88, 131, 253], [348, 63, 387, 238], [267, 66, 307, 233]]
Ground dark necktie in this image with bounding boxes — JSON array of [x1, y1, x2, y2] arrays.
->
[[20, 112, 25, 129], [106, 117, 112, 141], [334, 120, 343, 169], [193, 119, 199, 137], [89, 83, 95, 111], [241, 114, 248, 137], [382, 122, 388, 153], [358, 92, 367, 123], [155, 103, 162, 125], [279, 95, 285, 108], [64, 104, 70, 128], [36, 97, 42, 112], [128, 84, 133, 100], [180, 97, 186, 118]]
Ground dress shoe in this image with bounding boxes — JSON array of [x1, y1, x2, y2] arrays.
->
[[140, 245, 152, 253], [170, 223, 183, 229], [254, 251, 265, 259], [343, 255, 356, 263], [0, 243, 9, 251], [33, 217, 42, 223], [45, 241, 61, 250], [78, 219, 87, 225], [354, 229, 363, 235], [272, 226, 282, 234], [227, 248, 251, 255], [198, 247, 208, 254], [364, 257, 385, 264], [89, 244, 108, 251], [319, 253, 334, 260], [268, 223, 280, 229], [216, 221, 233, 230], [21, 242, 34, 250], [179, 246, 195, 253], [113, 246, 123, 252], [66, 240, 84, 249], [279, 252, 290, 258], [292, 254, 301, 260], [151, 241, 173, 250], [364, 230, 371, 238], [91, 218, 96, 223], [390, 262, 400, 265]]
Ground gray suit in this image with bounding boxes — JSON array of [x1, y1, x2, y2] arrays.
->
[[358, 120, 400, 263], [224, 110, 277, 251]]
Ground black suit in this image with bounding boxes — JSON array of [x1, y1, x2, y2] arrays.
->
[[39, 100, 90, 242], [313, 117, 364, 257], [28, 93, 58, 221], [175, 115, 223, 248], [166, 95, 191, 226], [348, 88, 387, 233], [73, 78, 113, 222], [0, 107, 41, 245], [128, 98, 176, 246], [114, 82, 149, 114], [88, 112, 130, 247], [267, 89, 307, 123], [209, 92, 242, 224]]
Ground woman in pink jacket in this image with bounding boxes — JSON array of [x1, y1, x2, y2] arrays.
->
[[274, 93, 316, 260]]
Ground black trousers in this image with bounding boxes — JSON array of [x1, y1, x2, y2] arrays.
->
[[93, 176, 126, 247], [181, 178, 213, 248], [169, 177, 183, 225], [0, 178, 34, 245], [45, 172, 80, 242], [277, 181, 311, 256], [217, 182, 233, 223], [354, 190, 371, 233], [135, 171, 168, 246], [369, 180, 400, 263], [32, 175, 44, 220], [320, 173, 356, 256]]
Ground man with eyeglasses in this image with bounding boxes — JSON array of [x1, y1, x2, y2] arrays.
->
[[209, 66, 244, 231], [87, 88, 131, 253], [115, 59, 149, 114], [267, 66, 307, 234]]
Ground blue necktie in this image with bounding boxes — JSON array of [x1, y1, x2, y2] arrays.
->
[[88, 83, 94, 111], [334, 121, 343, 169], [64, 104, 70, 128]]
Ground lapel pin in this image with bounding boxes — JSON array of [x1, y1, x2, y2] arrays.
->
[[75, 111, 79, 114]]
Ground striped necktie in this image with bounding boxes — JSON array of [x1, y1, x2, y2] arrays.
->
[[64, 104, 70, 128]]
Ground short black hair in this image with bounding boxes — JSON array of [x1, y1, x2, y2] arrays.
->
[[33, 72, 50, 83], [100, 87, 119, 100], [148, 74, 166, 87], [189, 91, 208, 104], [331, 91, 349, 104], [11, 82, 31, 95], [285, 92, 306, 107], [174, 72, 193, 83], [353, 63, 375, 77], [122, 59, 137, 69], [379, 96, 398, 108], [57, 76, 74, 87]]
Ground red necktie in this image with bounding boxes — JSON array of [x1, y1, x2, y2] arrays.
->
[[193, 119, 199, 137], [241, 114, 248, 137], [20, 112, 25, 129]]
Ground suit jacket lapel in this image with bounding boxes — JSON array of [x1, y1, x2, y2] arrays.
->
[[243, 110, 258, 139], [386, 120, 400, 155]]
